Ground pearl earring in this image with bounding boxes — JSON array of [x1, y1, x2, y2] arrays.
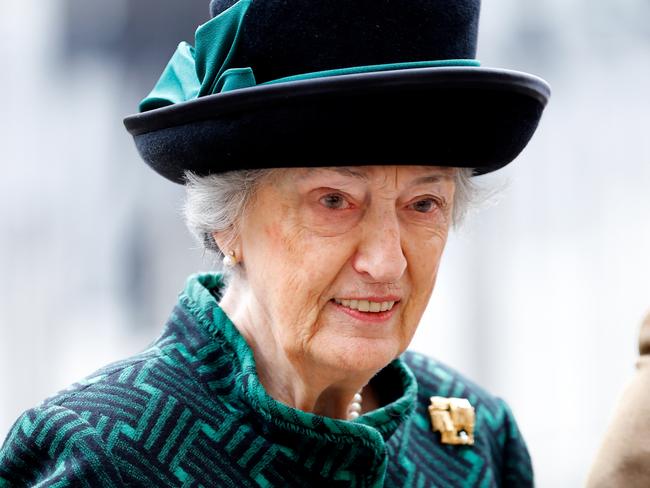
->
[[222, 251, 238, 268]]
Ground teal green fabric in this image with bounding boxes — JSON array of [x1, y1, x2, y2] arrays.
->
[[139, 0, 253, 111], [139, 42, 201, 110], [0, 273, 533, 486], [138, 0, 480, 112], [258, 59, 480, 87]]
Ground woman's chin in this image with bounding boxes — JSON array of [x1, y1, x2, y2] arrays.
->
[[315, 336, 402, 375]]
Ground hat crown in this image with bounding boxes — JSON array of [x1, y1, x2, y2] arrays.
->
[[127, 0, 549, 184], [207, 0, 480, 85], [210, 0, 238, 17]]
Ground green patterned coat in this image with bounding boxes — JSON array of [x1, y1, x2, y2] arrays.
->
[[0, 274, 533, 487]]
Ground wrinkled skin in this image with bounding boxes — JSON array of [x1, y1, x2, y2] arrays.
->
[[215, 165, 456, 418]]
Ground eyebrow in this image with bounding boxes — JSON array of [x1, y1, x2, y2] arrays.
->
[[300, 167, 454, 184], [410, 173, 454, 186], [300, 167, 369, 181]]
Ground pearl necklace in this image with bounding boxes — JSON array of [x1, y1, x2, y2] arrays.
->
[[347, 389, 363, 420]]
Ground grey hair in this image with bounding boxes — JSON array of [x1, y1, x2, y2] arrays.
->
[[452, 167, 480, 225], [183, 169, 275, 262], [183, 167, 480, 275]]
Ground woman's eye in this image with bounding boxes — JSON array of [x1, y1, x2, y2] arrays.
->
[[319, 193, 350, 210], [411, 198, 438, 213]]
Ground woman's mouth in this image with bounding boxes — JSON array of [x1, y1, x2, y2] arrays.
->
[[330, 297, 400, 323], [333, 298, 396, 312]]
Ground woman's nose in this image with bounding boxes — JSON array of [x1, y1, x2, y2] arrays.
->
[[352, 208, 407, 283]]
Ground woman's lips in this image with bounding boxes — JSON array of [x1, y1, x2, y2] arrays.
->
[[333, 297, 397, 312], [330, 299, 400, 323]]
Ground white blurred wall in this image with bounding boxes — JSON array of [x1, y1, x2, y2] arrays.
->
[[1, 1, 649, 486]]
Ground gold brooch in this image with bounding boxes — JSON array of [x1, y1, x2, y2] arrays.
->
[[428, 396, 475, 446]]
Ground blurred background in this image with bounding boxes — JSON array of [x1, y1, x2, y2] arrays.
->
[[1, 0, 649, 485]]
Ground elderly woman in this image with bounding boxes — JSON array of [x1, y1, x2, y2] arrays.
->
[[0, 0, 549, 486]]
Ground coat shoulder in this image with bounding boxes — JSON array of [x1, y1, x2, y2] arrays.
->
[[0, 402, 126, 486], [402, 349, 506, 410], [398, 350, 534, 487], [41, 347, 165, 407], [0, 342, 218, 486]]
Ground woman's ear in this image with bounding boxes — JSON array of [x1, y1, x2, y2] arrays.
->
[[211, 231, 242, 263]]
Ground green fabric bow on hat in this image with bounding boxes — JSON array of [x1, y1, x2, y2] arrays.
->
[[139, 0, 481, 112]]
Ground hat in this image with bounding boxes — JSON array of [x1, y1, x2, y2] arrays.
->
[[123, 0, 551, 184]]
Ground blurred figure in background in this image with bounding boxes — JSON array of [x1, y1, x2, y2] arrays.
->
[[587, 311, 650, 487]]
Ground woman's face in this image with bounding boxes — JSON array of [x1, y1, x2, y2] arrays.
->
[[237, 165, 456, 375]]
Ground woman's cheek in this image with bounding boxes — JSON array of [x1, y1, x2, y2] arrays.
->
[[275, 238, 339, 307], [402, 240, 445, 325]]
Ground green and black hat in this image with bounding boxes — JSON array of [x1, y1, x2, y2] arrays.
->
[[124, 0, 551, 184]]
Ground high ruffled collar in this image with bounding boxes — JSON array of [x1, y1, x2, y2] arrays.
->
[[178, 273, 418, 447]]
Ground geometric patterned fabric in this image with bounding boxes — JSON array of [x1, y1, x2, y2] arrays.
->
[[0, 273, 533, 487]]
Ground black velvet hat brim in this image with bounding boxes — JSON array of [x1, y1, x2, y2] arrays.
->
[[124, 67, 550, 184]]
